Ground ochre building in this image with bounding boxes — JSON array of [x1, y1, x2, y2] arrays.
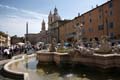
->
[[59, 0, 120, 42]]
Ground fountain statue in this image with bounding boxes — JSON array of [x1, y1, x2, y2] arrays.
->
[[94, 35, 112, 54], [57, 40, 65, 53], [113, 42, 120, 54], [60, 40, 64, 49], [74, 23, 83, 42], [74, 23, 84, 48], [49, 38, 56, 52], [91, 39, 98, 48]]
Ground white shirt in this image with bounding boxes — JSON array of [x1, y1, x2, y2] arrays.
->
[[4, 49, 10, 54]]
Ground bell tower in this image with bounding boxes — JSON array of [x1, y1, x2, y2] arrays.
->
[[54, 7, 58, 15], [48, 7, 61, 29], [48, 11, 53, 26]]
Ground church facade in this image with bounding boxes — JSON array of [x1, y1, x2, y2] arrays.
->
[[47, 7, 70, 43], [27, 0, 120, 44], [26, 20, 48, 45], [26, 7, 72, 44]]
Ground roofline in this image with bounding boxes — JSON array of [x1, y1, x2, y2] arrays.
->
[[74, 0, 111, 20]]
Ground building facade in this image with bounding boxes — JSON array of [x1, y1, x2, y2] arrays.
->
[[0, 31, 11, 47], [39, 19, 48, 44], [59, 0, 120, 42], [25, 0, 120, 44], [26, 20, 48, 45], [48, 7, 71, 43], [11, 35, 24, 45], [48, 7, 61, 43]]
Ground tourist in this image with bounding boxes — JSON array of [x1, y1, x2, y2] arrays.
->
[[3, 47, 10, 58]]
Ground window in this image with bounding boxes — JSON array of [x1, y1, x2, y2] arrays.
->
[[109, 22, 114, 29], [98, 24, 104, 30], [109, 32, 114, 37], [89, 28, 93, 32], [110, 11, 112, 16], [99, 8, 101, 12], [51, 18, 52, 22], [82, 28, 85, 34], [99, 15, 101, 19], [109, 2, 112, 8], [76, 23, 79, 26], [90, 18, 92, 23]]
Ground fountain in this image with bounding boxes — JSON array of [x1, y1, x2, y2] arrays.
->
[[2, 36, 120, 80], [49, 38, 56, 52], [2, 25, 120, 80], [91, 38, 98, 48], [113, 42, 120, 54], [94, 35, 112, 54], [1, 51, 120, 80]]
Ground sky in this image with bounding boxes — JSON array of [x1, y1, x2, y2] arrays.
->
[[0, 0, 107, 37]]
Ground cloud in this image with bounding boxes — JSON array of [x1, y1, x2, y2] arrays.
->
[[21, 9, 47, 19], [0, 4, 48, 36], [0, 4, 48, 19], [0, 4, 18, 11]]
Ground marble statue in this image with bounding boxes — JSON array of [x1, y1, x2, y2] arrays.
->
[[95, 36, 112, 54], [49, 38, 56, 52], [91, 39, 98, 48], [74, 23, 83, 41]]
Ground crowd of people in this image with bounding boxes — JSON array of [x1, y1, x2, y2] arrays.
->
[[0, 45, 24, 59], [0, 44, 36, 59]]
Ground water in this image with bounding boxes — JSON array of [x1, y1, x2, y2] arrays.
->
[[9, 57, 120, 80]]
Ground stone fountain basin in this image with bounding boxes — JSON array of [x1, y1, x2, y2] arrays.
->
[[3, 50, 120, 80], [3, 54, 36, 80], [36, 50, 69, 64], [36, 50, 120, 69], [3, 50, 69, 80]]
